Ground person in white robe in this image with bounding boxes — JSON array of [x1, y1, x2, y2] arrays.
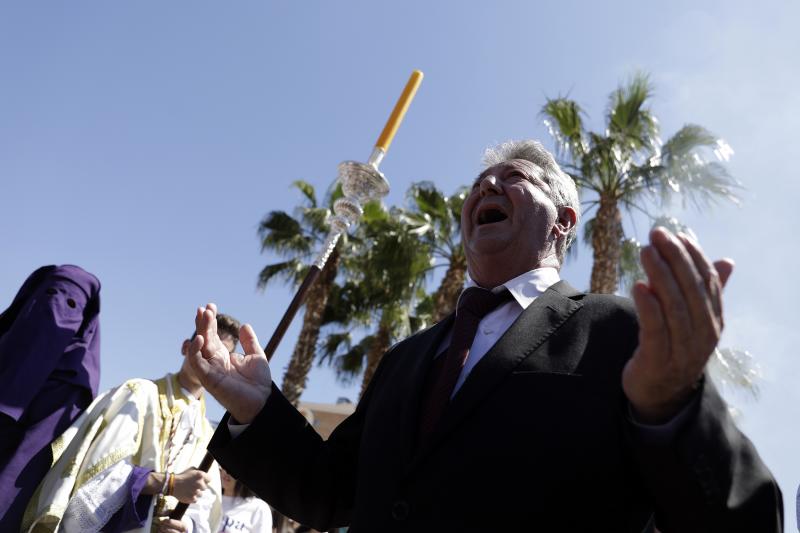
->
[[23, 313, 242, 533]]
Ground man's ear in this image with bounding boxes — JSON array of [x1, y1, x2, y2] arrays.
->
[[554, 206, 577, 237], [181, 339, 191, 357]]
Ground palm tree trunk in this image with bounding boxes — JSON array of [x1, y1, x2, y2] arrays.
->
[[280, 249, 340, 407], [589, 195, 623, 294], [359, 315, 391, 401], [432, 251, 467, 322]]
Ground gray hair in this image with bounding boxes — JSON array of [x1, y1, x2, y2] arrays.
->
[[482, 140, 580, 264]]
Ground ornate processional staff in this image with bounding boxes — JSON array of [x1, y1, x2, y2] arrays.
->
[[170, 70, 424, 521]]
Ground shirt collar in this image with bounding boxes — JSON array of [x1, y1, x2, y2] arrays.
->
[[464, 267, 561, 311]]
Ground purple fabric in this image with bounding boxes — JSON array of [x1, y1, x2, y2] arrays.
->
[[0, 265, 101, 532], [103, 466, 154, 533]]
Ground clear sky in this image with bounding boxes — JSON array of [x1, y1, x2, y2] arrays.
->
[[2, 0, 798, 521]]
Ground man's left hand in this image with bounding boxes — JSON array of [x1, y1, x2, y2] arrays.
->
[[623, 228, 734, 424]]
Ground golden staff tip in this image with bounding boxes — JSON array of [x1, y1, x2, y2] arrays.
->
[[374, 70, 424, 154]]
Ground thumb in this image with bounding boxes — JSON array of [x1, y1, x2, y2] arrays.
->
[[239, 324, 265, 357], [189, 334, 205, 357], [714, 258, 735, 288], [186, 335, 212, 382]]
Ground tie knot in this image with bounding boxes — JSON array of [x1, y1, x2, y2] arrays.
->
[[457, 287, 512, 319]]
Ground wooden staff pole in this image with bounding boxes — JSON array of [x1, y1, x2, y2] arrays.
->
[[170, 70, 423, 521]]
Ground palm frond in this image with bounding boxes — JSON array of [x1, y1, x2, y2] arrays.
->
[[633, 125, 741, 209], [257, 211, 313, 255], [299, 206, 332, 235], [320, 333, 374, 386], [292, 180, 317, 208], [541, 97, 588, 160], [408, 182, 449, 221], [447, 188, 468, 228], [651, 215, 695, 238], [361, 200, 389, 224], [618, 238, 645, 295], [318, 331, 351, 365], [660, 159, 739, 209], [581, 216, 596, 246], [321, 281, 371, 326], [606, 72, 659, 154], [708, 347, 761, 400], [257, 259, 308, 289], [410, 294, 435, 333]]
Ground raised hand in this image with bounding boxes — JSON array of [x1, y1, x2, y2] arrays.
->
[[188, 303, 272, 423], [623, 228, 734, 424]]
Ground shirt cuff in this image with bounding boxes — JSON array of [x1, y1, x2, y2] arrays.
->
[[627, 389, 702, 446], [227, 419, 250, 438]]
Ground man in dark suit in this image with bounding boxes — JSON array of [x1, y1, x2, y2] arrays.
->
[[188, 140, 782, 532]]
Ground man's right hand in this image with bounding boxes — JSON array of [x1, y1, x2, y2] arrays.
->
[[189, 303, 272, 424], [172, 468, 211, 504]]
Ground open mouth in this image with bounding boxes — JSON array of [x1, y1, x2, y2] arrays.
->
[[477, 207, 509, 225]]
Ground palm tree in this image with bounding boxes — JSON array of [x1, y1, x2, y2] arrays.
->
[[257, 181, 343, 406], [400, 182, 469, 322], [541, 72, 739, 294], [319, 203, 431, 399]]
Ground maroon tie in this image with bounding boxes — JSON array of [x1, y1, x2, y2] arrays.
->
[[417, 286, 512, 445]]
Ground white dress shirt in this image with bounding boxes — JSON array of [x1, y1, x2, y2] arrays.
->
[[436, 267, 561, 396]]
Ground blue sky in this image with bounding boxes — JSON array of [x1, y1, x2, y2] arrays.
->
[[2, 0, 798, 520]]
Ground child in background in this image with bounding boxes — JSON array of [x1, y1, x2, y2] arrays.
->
[[219, 467, 272, 533]]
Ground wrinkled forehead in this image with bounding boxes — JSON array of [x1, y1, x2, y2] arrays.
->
[[474, 159, 549, 189]]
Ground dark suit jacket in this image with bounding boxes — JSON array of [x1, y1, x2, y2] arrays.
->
[[209, 281, 782, 532]]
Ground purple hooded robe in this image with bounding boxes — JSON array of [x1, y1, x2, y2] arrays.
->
[[0, 265, 101, 532]]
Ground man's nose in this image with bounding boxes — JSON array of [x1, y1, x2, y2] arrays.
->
[[479, 175, 502, 197]]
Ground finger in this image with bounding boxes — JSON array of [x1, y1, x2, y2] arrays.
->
[[186, 334, 213, 375], [676, 233, 724, 319], [189, 334, 205, 358], [239, 324, 266, 358], [714, 258, 734, 287], [640, 242, 692, 350], [631, 281, 670, 366], [202, 472, 211, 484], [192, 334, 210, 361], [203, 307, 218, 337], [195, 306, 206, 333], [204, 303, 219, 339], [650, 229, 714, 334]]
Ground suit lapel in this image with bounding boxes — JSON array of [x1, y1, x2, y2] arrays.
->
[[408, 281, 584, 470]]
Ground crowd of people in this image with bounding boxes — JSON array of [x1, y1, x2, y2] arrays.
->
[[0, 139, 785, 532]]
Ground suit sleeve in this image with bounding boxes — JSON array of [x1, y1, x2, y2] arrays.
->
[[207, 344, 398, 531], [623, 358, 783, 531]]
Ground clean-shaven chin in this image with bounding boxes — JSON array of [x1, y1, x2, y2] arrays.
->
[[467, 226, 515, 256]]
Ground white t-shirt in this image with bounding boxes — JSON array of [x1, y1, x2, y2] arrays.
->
[[218, 495, 273, 533]]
